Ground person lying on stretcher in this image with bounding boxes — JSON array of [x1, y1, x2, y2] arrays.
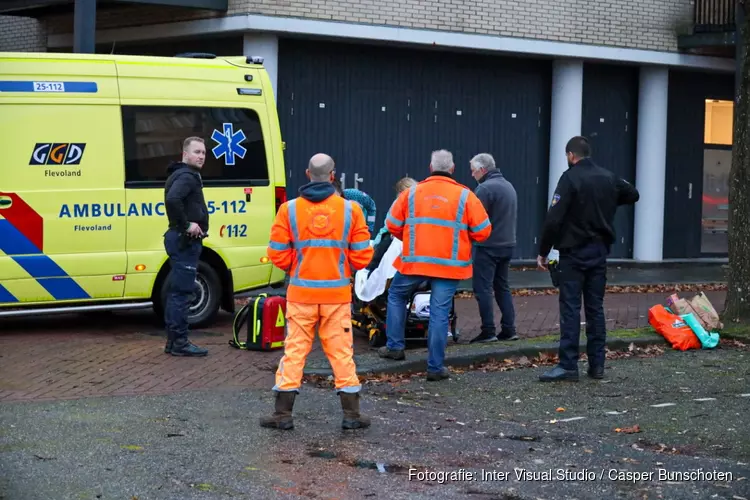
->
[[354, 177, 416, 303], [352, 175, 456, 342]]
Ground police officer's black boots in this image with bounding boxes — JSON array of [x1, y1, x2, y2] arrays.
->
[[164, 331, 174, 354], [170, 336, 208, 357]]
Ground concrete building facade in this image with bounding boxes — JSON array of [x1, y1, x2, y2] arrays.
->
[[0, 0, 737, 261]]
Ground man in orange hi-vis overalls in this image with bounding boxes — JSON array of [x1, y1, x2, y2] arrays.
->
[[260, 153, 374, 431], [379, 149, 492, 381]]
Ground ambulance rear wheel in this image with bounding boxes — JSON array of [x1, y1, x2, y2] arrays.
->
[[156, 260, 222, 329]]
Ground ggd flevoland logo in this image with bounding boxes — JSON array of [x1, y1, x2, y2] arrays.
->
[[29, 143, 86, 165]]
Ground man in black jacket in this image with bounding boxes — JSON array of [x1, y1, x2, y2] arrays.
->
[[537, 136, 639, 382], [468, 153, 519, 343], [163, 136, 210, 357]]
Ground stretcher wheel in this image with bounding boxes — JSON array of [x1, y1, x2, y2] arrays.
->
[[450, 316, 459, 343], [368, 329, 387, 348]]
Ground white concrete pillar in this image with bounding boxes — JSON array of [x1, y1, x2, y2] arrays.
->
[[243, 33, 279, 100], [633, 66, 669, 262], [548, 59, 583, 204]]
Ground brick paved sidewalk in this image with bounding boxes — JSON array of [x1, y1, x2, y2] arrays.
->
[[0, 290, 726, 403], [457, 289, 726, 336]]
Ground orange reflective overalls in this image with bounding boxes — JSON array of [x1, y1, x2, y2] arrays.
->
[[267, 188, 373, 393]]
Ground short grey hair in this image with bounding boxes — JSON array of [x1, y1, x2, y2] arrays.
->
[[470, 153, 496, 173], [307, 153, 335, 182], [431, 149, 454, 172]]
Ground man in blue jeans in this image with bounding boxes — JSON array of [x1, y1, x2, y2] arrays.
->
[[378, 150, 491, 381], [468, 153, 519, 343]]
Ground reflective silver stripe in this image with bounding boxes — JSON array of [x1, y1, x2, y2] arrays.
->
[[289, 277, 350, 288], [268, 240, 290, 251], [402, 185, 471, 266], [285, 198, 354, 288]]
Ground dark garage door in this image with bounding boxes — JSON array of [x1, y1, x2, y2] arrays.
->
[[582, 62, 639, 259], [277, 39, 551, 259]]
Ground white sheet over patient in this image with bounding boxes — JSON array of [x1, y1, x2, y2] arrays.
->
[[354, 238, 402, 303]]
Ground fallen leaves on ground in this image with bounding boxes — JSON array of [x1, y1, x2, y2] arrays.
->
[[556, 407, 566, 412], [614, 425, 641, 434], [636, 440, 684, 455], [606, 344, 665, 360], [721, 338, 749, 350], [302, 343, 667, 388]]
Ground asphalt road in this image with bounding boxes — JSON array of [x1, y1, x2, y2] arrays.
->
[[1, 343, 749, 500]]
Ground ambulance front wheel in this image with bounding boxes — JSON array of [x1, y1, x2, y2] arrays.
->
[[155, 261, 222, 329]]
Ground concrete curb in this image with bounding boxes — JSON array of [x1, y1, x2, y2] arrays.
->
[[303, 335, 669, 377]]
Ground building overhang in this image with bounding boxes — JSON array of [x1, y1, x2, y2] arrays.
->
[[678, 31, 736, 59], [0, 0, 227, 18]]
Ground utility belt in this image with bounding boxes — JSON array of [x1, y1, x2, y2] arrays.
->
[[179, 232, 207, 249], [164, 227, 208, 249]]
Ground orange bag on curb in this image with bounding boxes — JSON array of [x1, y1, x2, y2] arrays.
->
[[648, 304, 702, 351]]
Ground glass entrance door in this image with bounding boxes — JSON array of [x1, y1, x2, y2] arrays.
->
[[701, 99, 733, 256]]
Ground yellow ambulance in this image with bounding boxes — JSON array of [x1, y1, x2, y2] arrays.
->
[[0, 51, 287, 327]]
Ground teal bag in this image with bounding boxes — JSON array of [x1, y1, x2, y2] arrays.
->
[[681, 313, 720, 349]]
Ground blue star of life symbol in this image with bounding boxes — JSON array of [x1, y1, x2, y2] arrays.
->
[[211, 123, 247, 166]]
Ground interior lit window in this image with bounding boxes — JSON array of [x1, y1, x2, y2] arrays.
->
[[701, 99, 733, 255], [704, 99, 733, 145]]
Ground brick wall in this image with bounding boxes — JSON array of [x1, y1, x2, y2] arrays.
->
[[0, 16, 46, 52], [227, 0, 694, 52], [29, 0, 694, 53]]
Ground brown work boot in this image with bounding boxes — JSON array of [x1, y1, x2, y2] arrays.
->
[[377, 346, 405, 360], [339, 392, 371, 430], [259, 391, 296, 430]]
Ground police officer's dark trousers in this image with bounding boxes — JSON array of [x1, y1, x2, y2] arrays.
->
[[163, 229, 203, 352], [557, 241, 608, 371]]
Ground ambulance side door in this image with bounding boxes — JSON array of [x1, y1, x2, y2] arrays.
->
[[116, 59, 275, 297], [0, 62, 127, 305]]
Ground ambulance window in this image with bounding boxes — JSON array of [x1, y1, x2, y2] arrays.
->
[[121, 105, 270, 187]]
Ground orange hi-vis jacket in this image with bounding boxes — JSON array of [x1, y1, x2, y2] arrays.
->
[[386, 173, 492, 280], [267, 184, 374, 304]]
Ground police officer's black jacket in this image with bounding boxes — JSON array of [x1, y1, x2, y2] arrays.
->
[[538, 157, 639, 257], [164, 161, 209, 234]]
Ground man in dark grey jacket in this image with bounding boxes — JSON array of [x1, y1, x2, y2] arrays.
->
[[468, 153, 519, 343]]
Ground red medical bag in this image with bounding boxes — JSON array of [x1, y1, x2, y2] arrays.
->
[[229, 293, 287, 351]]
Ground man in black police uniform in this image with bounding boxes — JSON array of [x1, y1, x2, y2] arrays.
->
[[163, 136, 210, 357], [536, 136, 639, 381]]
